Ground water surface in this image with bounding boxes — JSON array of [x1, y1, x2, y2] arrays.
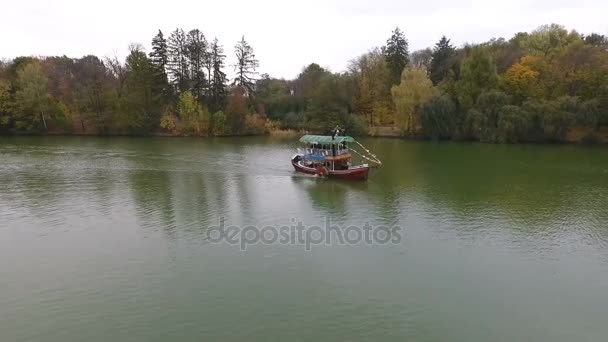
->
[[1, 136, 608, 341]]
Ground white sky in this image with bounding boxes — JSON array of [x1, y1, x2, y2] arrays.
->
[[3, 0, 608, 79]]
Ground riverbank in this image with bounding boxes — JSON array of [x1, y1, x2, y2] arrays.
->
[[2, 125, 608, 145]]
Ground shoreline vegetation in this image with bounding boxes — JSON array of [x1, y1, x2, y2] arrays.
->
[[1, 24, 608, 144]]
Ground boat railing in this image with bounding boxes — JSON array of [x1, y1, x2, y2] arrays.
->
[[299, 148, 350, 156]]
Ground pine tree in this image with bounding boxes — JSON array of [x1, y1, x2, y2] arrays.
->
[[150, 30, 168, 70], [210, 38, 228, 112], [430, 36, 456, 85], [167, 28, 189, 93], [233, 35, 259, 96], [149, 29, 171, 100], [186, 29, 208, 100], [384, 27, 409, 85]]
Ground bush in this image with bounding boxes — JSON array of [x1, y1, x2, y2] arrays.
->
[[281, 111, 305, 129], [159, 106, 177, 133], [211, 111, 227, 136], [244, 113, 268, 135]]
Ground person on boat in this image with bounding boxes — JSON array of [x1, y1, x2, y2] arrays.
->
[[331, 126, 345, 157]]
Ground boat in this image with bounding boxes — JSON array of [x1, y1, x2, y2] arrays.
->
[[291, 132, 381, 181]]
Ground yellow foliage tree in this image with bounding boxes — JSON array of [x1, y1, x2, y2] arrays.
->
[[502, 62, 541, 100], [159, 105, 177, 133], [391, 67, 437, 136], [351, 48, 394, 126], [177, 91, 210, 136]]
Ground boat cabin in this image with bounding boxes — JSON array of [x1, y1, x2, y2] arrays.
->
[[298, 135, 355, 171]]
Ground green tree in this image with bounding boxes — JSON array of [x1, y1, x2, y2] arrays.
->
[[167, 28, 189, 93], [211, 111, 227, 136], [209, 38, 228, 113], [150, 30, 169, 69], [497, 105, 529, 143], [0, 79, 13, 129], [120, 45, 161, 132], [294, 63, 329, 99], [149, 29, 171, 100], [186, 29, 208, 99], [523, 98, 574, 142], [468, 90, 511, 142], [233, 35, 259, 95], [384, 27, 409, 85], [520, 24, 580, 58], [584, 33, 608, 49], [430, 36, 455, 85], [305, 73, 361, 134], [391, 67, 437, 136], [420, 94, 458, 140], [455, 47, 499, 110], [14, 62, 49, 131]]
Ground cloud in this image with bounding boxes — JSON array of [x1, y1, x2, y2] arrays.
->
[[2, 0, 607, 79]]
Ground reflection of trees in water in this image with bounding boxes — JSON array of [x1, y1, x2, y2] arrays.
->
[[290, 176, 371, 221], [128, 169, 177, 240], [4, 168, 65, 222], [5, 137, 608, 249], [408, 143, 608, 244]]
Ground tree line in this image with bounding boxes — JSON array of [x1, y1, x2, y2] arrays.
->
[[0, 29, 264, 136], [1, 24, 608, 143]]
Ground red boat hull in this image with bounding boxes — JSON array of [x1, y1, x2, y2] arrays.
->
[[291, 156, 369, 181]]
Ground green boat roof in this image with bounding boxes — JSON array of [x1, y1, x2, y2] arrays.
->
[[299, 135, 356, 145]]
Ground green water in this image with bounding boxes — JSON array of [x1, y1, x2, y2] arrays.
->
[[1, 136, 608, 341]]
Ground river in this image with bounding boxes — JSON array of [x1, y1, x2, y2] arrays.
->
[[1, 136, 607, 341]]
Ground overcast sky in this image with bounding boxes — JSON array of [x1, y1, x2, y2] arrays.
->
[[3, 0, 607, 79]]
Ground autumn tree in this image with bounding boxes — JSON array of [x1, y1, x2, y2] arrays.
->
[[502, 59, 541, 102], [391, 67, 437, 136], [233, 36, 259, 96], [225, 86, 249, 134], [14, 62, 49, 131], [0, 79, 13, 129], [350, 49, 393, 125], [72, 55, 112, 133], [177, 91, 209, 135], [384, 27, 409, 85]]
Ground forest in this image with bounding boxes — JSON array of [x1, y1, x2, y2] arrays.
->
[[1, 24, 607, 143]]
